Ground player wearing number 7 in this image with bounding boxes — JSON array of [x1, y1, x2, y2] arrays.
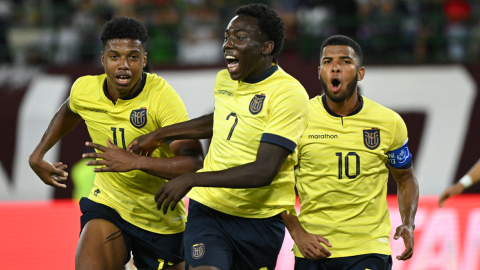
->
[[282, 35, 420, 270], [29, 17, 203, 270], [127, 4, 310, 270]]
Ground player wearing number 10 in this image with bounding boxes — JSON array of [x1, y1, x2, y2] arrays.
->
[[29, 17, 203, 270], [282, 35, 420, 270]]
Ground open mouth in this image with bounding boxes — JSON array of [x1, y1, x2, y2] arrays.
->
[[331, 78, 341, 92], [225, 55, 239, 72], [115, 75, 131, 85]]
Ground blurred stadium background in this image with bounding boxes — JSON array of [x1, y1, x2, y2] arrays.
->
[[0, 0, 480, 269]]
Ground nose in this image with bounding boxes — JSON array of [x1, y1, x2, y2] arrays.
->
[[331, 60, 341, 73], [223, 36, 235, 51], [118, 56, 129, 70]]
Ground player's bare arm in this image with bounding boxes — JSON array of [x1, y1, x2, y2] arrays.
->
[[389, 165, 419, 261], [281, 211, 332, 260], [439, 158, 480, 207], [29, 98, 82, 188], [83, 138, 203, 180], [127, 113, 214, 155], [154, 142, 290, 214]]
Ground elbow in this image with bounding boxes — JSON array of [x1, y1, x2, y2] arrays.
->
[[256, 169, 277, 187]]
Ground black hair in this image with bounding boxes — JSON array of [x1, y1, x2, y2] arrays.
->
[[100, 17, 148, 48], [320, 35, 363, 66], [236, 4, 285, 56]]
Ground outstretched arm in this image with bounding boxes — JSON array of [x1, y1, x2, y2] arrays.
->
[[29, 98, 83, 188], [155, 142, 291, 214], [127, 113, 213, 155], [281, 211, 332, 260], [389, 165, 419, 261], [83, 138, 204, 180], [439, 158, 480, 207]]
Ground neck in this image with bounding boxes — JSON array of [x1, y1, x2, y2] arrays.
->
[[106, 76, 142, 101], [325, 90, 359, 116], [243, 56, 273, 82]]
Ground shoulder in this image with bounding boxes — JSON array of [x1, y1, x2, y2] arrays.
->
[[144, 72, 178, 97], [362, 96, 401, 119], [70, 74, 106, 98]]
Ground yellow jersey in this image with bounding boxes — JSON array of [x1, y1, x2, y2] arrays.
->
[[294, 94, 412, 258], [69, 72, 189, 234], [188, 63, 310, 218]]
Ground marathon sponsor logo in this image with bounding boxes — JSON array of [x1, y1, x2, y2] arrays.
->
[[217, 90, 233, 96], [308, 134, 338, 139], [84, 107, 107, 113]]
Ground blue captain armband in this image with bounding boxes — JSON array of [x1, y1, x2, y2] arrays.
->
[[387, 142, 412, 169]]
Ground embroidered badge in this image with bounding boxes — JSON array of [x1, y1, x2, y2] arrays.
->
[[249, 94, 266, 115], [192, 243, 205, 259], [94, 189, 101, 196], [130, 107, 147, 128], [363, 128, 380, 150]]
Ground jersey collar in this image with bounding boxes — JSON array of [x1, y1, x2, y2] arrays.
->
[[322, 93, 364, 117], [103, 72, 147, 104], [242, 59, 279, 84]]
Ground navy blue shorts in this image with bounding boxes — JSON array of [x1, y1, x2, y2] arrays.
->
[[295, 253, 393, 270], [184, 199, 285, 270], [79, 197, 184, 270]]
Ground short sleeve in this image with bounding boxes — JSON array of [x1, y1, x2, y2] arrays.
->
[[261, 87, 309, 153], [68, 77, 84, 114], [387, 113, 412, 169], [156, 86, 190, 127]]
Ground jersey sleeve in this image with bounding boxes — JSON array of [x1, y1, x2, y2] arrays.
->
[[386, 113, 412, 169], [156, 85, 190, 127], [261, 87, 309, 153], [68, 77, 84, 114]]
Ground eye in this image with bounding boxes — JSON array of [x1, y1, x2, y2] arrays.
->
[[236, 36, 245, 40], [110, 55, 118, 59], [343, 60, 351, 64]]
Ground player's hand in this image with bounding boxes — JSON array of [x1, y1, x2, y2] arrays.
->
[[83, 139, 138, 172], [154, 173, 194, 214], [438, 183, 465, 208], [394, 224, 414, 260], [127, 132, 163, 156], [29, 158, 68, 188], [293, 230, 332, 260]]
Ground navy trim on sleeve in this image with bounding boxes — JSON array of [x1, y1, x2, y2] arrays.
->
[[167, 140, 174, 145], [260, 133, 297, 153], [397, 159, 413, 170]]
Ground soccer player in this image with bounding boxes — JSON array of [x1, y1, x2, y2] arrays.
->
[[282, 35, 419, 269], [439, 158, 480, 207], [127, 4, 310, 270], [28, 17, 203, 270]]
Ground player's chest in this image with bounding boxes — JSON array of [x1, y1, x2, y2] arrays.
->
[[213, 89, 271, 135]]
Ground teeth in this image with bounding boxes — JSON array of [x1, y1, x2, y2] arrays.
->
[[225, 56, 237, 59]]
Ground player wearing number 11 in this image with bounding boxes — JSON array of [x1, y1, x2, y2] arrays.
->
[[282, 35, 420, 270], [29, 17, 203, 270]]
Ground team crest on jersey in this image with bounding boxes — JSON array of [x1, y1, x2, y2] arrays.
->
[[130, 107, 147, 128], [192, 243, 205, 259], [249, 94, 266, 115], [363, 128, 380, 150]]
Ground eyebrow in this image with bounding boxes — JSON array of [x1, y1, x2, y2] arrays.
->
[[106, 49, 142, 54], [225, 28, 248, 33], [322, 56, 354, 60]]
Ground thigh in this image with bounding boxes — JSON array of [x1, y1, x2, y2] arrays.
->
[[184, 200, 233, 270], [294, 257, 328, 270], [349, 254, 392, 270], [75, 218, 129, 270], [231, 214, 285, 270]]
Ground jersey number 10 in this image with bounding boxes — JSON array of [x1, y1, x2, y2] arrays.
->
[[335, 152, 360, 179]]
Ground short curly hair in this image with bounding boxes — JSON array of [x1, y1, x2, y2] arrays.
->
[[100, 17, 148, 49], [320, 35, 363, 66], [236, 4, 285, 56]]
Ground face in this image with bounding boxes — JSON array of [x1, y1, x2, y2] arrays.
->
[[101, 39, 147, 95], [318, 45, 365, 103], [222, 14, 273, 81]]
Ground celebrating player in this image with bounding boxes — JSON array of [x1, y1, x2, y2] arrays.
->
[[128, 4, 309, 270], [282, 35, 419, 269], [28, 17, 203, 270], [439, 159, 480, 207]]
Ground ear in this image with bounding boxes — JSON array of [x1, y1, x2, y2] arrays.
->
[[357, 67, 365, 82], [101, 51, 104, 67], [262, 41, 274, 55], [143, 52, 147, 68], [318, 66, 321, 79]]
